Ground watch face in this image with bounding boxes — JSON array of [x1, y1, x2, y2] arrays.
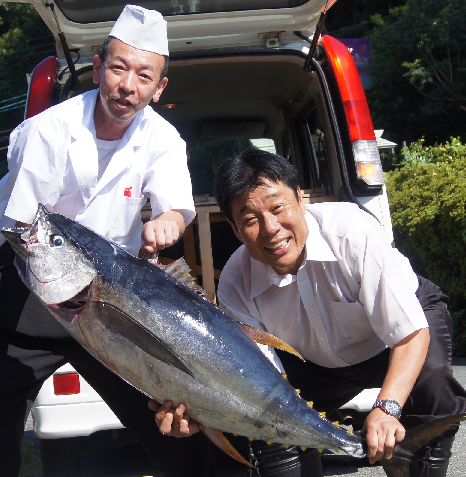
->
[[384, 400, 401, 417]]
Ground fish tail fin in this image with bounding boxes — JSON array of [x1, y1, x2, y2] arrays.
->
[[200, 425, 255, 468], [381, 413, 466, 477]]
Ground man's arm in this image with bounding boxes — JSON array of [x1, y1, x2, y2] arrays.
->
[[141, 209, 185, 253], [364, 327, 430, 464]]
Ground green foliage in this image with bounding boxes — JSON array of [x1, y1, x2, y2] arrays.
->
[[368, 0, 466, 145], [385, 138, 466, 355], [326, 0, 405, 38]]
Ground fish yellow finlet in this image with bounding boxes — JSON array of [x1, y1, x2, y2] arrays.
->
[[333, 421, 339, 427], [266, 441, 273, 445], [295, 389, 301, 395], [320, 411, 326, 418], [301, 446, 307, 451], [307, 401, 313, 408], [248, 437, 254, 441], [282, 374, 288, 380], [318, 448, 324, 453]]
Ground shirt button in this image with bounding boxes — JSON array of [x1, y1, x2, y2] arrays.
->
[[309, 307, 315, 312], [320, 336, 325, 341]]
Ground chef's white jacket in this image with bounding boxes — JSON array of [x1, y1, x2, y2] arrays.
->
[[0, 89, 195, 256]]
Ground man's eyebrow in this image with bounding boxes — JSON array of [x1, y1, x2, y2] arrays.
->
[[110, 56, 155, 71], [237, 192, 282, 216]]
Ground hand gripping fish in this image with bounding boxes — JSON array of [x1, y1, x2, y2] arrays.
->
[[2, 205, 464, 476]]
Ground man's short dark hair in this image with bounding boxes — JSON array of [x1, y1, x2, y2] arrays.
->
[[213, 148, 300, 223], [98, 36, 169, 84]]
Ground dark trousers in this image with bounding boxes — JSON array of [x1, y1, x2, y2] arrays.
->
[[0, 242, 217, 477], [276, 275, 466, 429]]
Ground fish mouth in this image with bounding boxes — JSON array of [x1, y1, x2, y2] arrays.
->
[[1, 224, 37, 259]]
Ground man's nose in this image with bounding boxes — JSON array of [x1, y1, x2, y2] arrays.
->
[[261, 212, 280, 235], [119, 71, 137, 93]]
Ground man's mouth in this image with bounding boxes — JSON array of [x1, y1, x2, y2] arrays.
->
[[113, 98, 135, 109], [265, 238, 290, 251]]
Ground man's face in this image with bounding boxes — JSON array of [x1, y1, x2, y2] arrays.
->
[[92, 39, 167, 123], [230, 179, 309, 275]]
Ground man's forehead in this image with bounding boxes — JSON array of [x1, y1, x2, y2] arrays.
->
[[107, 38, 163, 67], [233, 181, 296, 215]]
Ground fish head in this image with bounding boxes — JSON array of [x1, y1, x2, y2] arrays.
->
[[1, 204, 97, 305]]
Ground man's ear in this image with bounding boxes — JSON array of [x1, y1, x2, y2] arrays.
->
[[152, 77, 168, 103], [227, 219, 243, 243], [92, 55, 102, 84], [296, 187, 306, 213]]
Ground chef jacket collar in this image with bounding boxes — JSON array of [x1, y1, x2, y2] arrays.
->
[[250, 207, 337, 299], [69, 89, 147, 148]]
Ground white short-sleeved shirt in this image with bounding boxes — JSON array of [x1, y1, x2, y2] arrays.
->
[[218, 202, 428, 369], [0, 89, 195, 256]]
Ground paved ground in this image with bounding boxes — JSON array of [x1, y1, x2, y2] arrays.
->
[[20, 358, 466, 476]]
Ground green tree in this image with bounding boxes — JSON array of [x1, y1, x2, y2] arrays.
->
[[0, 3, 52, 173], [368, 0, 466, 145], [326, 0, 406, 38], [385, 138, 466, 355]]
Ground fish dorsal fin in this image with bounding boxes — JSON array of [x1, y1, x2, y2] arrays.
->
[[148, 255, 207, 296], [200, 425, 255, 468], [238, 323, 304, 360]]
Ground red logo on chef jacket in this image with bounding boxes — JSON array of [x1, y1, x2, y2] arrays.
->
[[124, 187, 132, 197]]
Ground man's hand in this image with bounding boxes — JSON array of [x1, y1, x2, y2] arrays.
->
[[363, 407, 405, 464], [149, 400, 200, 438], [141, 209, 185, 253]]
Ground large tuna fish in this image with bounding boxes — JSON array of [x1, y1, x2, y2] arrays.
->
[[2, 205, 464, 476]]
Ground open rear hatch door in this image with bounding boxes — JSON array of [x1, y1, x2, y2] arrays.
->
[[5, 0, 335, 58]]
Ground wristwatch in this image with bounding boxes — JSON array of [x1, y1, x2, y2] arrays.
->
[[372, 399, 402, 419]]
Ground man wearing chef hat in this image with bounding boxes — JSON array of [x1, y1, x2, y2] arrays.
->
[[0, 5, 214, 476]]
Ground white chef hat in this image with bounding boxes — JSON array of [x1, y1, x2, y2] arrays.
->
[[109, 4, 169, 56]]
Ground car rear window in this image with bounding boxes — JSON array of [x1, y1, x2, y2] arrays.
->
[[55, 0, 309, 23]]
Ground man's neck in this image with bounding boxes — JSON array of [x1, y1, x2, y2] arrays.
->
[[93, 97, 133, 141]]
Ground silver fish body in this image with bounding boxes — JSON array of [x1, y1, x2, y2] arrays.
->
[[2, 205, 365, 458]]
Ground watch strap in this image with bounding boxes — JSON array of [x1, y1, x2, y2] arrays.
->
[[372, 399, 402, 419]]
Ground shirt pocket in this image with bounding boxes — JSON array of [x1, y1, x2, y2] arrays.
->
[[330, 301, 373, 342], [110, 195, 146, 243]]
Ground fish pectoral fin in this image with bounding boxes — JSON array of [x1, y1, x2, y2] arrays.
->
[[380, 413, 466, 477], [238, 323, 304, 360], [200, 425, 255, 469], [97, 302, 194, 378]]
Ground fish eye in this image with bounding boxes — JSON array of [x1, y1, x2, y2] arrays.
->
[[50, 234, 65, 247]]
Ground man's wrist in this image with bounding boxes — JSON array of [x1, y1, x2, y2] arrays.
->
[[372, 399, 402, 419]]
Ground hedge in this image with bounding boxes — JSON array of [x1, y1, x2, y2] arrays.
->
[[385, 138, 466, 356]]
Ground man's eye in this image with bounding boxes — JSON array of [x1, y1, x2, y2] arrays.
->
[[244, 217, 258, 226], [50, 234, 66, 247]]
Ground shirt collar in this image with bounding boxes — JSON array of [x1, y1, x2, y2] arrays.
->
[[249, 207, 337, 299], [69, 89, 147, 148]]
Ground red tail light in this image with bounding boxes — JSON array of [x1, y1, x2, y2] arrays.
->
[[53, 373, 80, 395], [320, 35, 383, 186], [25, 56, 58, 119]]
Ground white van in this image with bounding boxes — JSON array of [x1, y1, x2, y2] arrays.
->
[[5, 1, 388, 475]]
